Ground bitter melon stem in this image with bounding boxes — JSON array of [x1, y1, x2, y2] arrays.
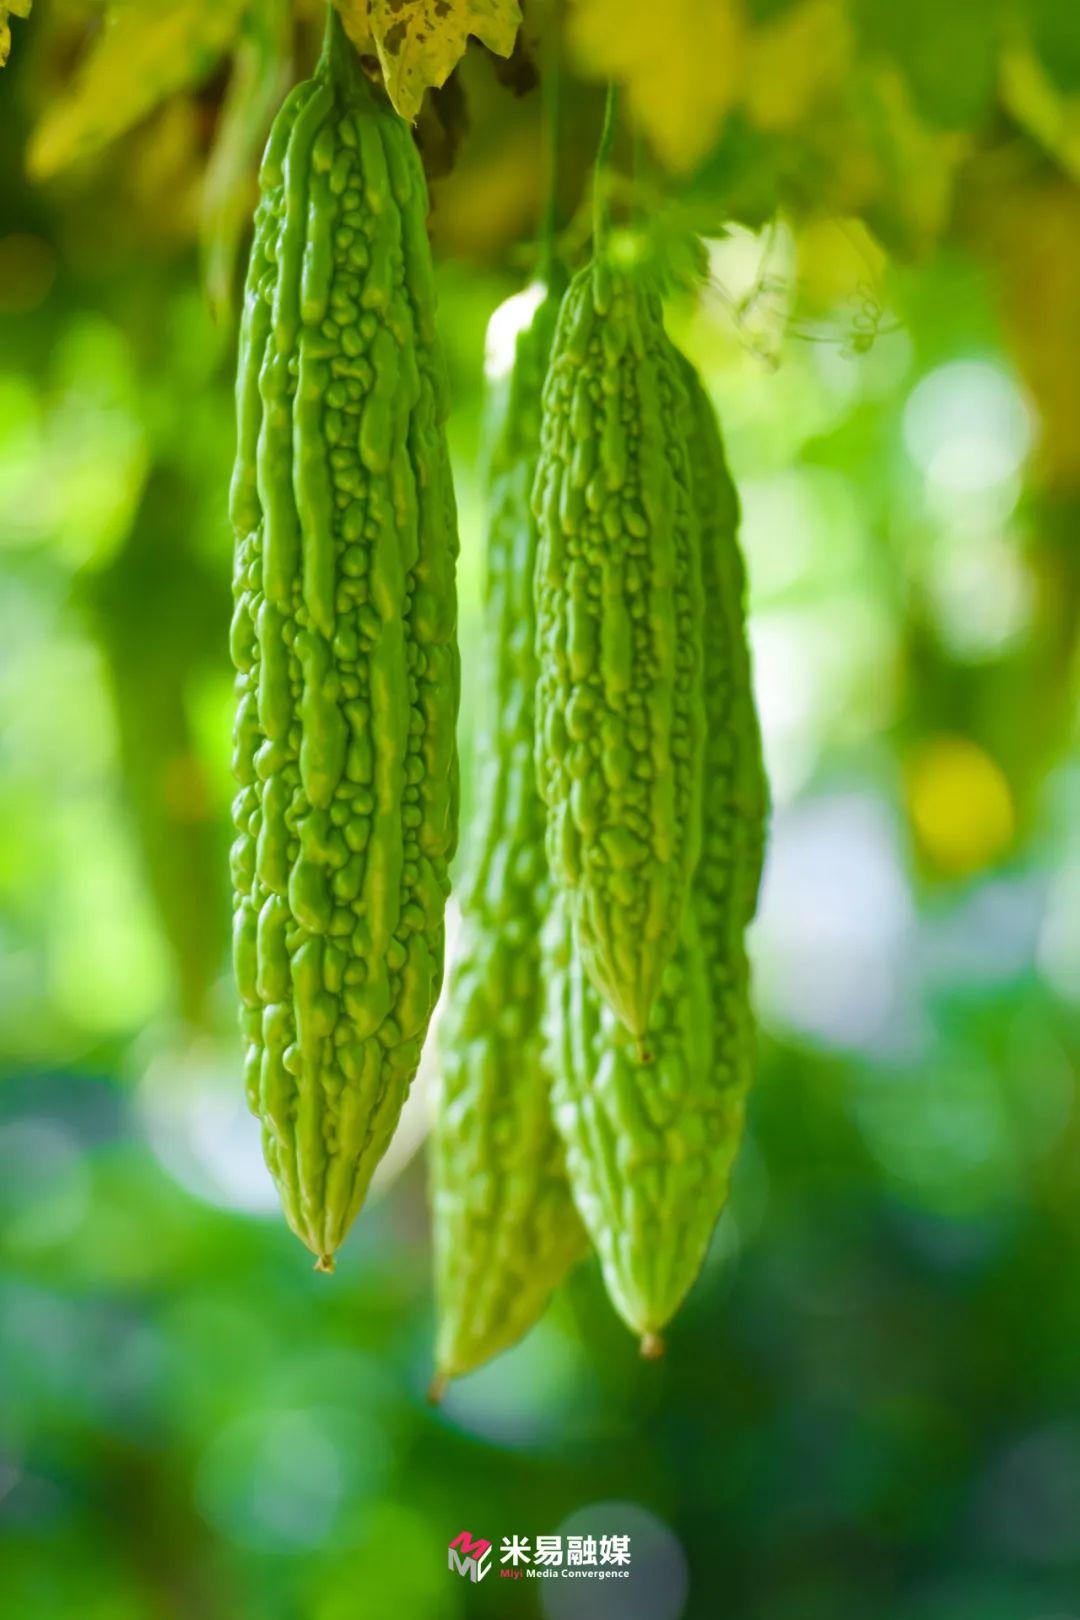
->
[[319, 2, 376, 107], [592, 83, 619, 251], [317, 2, 340, 75], [537, 0, 563, 283]]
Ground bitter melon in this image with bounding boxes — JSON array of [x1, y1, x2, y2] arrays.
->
[[677, 353, 768, 933], [533, 260, 706, 1041], [229, 12, 459, 1266], [431, 281, 587, 1390], [544, 332, 767, 1347]]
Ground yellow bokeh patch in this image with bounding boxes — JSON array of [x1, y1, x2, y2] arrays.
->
[[906, 735, 1015, 877], [570, 0, 747, 173]]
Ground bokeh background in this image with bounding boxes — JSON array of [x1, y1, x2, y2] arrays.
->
[[2, 2, 1080, 1617]]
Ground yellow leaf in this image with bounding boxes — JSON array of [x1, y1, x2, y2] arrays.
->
[[334, 0, 374, 56], [745, 0, 852, 133], [860, 66, 969, 250], [29, 0, 248, 180], [570, 0, 746, 172], [795, 216, 886, 313], [355, 0, 521, 122], [1, 0, 31, 69]]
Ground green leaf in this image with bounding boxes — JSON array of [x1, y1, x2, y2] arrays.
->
[[29, 0, 248, 180], [1022, 0, 1080, 95], [1001, 37, 1080, 184], [850, 0, 1001, 130]]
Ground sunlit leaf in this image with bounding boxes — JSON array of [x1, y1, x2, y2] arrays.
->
[[28, 0, 248, 180], [336, 0, 521, 121], [795, 215, 886, 314], [858, 66, 970, 250], [745, 0, 853, 133], [200, 0, 292, 320], [0, 0, 31, 68], [334, 0, 374, 55], [1001, 37, 1080, 184], [570, 0, 747, 173]]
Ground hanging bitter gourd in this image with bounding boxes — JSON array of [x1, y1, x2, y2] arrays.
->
[[677, 352, 768, 934], [544, 897, 714, 1351], [544, 325, 767, 1350], [431, 281, 587, 1392], [229, 12, 459, 1267], [533, 261, 706, 1041]]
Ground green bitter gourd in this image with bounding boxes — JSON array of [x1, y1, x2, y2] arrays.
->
[[431, 281, 587, 1391], [229, 13, 459, 1267], [677, 352, 768, 932], [544, 332, 767, 1349], [533, 260, 706, 1041]]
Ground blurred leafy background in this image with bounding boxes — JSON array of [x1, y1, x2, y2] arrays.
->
[[2, 2, 1080, 1617]]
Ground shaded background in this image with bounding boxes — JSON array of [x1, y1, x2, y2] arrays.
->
[[2, 2, 1080, 1616]]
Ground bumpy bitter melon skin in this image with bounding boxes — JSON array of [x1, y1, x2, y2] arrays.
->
[[677, 354, 769, 933], [432, 283, 587, 1387], [543, 332, 767, 1346], [229, 15, 459, 1265], [532, 261, 706, 1040], [544, 896, 717, 1346]]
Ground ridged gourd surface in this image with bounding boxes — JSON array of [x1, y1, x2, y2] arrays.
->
[[432, 284, 587, 1385], [229, 24, 459, 1267], [544, 328, 768, 1343], [677, 351, 768, 968], [533, 261, 705, 1040]]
